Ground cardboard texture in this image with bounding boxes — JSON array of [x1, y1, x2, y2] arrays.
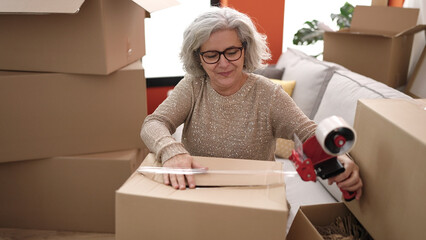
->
[[0, 61, 147, 163], [0, 148, 149, 232], [116, 153, 288, 240], [347, 98, 426, 240], [287, 203, 367, 240], [0, 0, 178, 74], [371, 0, 388, 6], [287, 99, 426, 240], [323, 6, 421, 88]]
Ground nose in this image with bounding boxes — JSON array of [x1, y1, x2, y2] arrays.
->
[[216, 53, 231, 67]]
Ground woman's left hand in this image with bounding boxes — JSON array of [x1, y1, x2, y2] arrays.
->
[[327, 154, 363, 200]]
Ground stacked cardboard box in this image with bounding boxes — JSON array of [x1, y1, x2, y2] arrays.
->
[[323, 6, 424, 88], [287, 99, 426, 240], [0, 0, 177, 233]]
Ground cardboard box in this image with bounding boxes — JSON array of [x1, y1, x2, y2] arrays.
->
[[0, 61, 147, 163], [116, 154, 288, 240], [287, 98, 426, 240], [323, 6, 422, 88], [0, 0, 178, 75], [0, 148, 149, 232], [287, 203, 369, 240], [371, 0, 388, 6]]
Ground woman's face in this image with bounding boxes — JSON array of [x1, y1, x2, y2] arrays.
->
[[199, 29, 246, 96]]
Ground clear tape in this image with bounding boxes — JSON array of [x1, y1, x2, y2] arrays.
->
[[138, 166, 298, 177]]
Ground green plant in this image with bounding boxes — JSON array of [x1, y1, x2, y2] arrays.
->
[[293, 2, 354, 46], [330, 2, 354, 29]]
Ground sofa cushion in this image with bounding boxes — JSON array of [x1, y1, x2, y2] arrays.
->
[[314, 69, 412, 126], [270, 79, 296, 97], [276, 48, 344, 119], [253, 65, 285, 79], [268, 79, 296, 158], [275, 138, 294, 159]]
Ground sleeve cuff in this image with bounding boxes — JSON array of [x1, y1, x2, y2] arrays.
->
[[158, 142, 189, 164]]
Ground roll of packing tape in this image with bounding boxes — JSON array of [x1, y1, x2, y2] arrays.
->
[[315, 116, 356, 156]]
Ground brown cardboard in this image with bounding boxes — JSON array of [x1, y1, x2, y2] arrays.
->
[[0, 148, 149, 233], [347, 98, 426, 240], [287, 203, 368, 240], [0, 0, 85, 14], [116, 154, 288, 240], [0, 0, 178, 74], [287, 99, 426, 240], [371, 0, 388, 6], [0, 61, 147, 163], [323, 6, 421, 88]]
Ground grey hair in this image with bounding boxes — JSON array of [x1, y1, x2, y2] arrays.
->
[[180, 7, 271, 77]]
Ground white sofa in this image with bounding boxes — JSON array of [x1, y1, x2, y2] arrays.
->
[[172, 47, 412, 232]]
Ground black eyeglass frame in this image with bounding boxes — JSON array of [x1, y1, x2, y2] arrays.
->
[[199, 42, 246, 64]]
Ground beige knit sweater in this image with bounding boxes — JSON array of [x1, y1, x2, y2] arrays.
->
[[140, 73, 316, 163]]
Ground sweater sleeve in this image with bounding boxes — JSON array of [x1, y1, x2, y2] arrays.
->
[[140, 75, 196, 163], [269, 84, 316, 143]]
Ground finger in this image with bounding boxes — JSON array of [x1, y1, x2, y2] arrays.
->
[[163, 173, 170, 185], [340, 180, 362, 192], [169, 174, 179, 189], [334, 169, 352, 183], [356, 188, 363, 200], [188, 161, 206, 189], [337, 173, 355, 188], [176, 174, 186, 190], [339, 177, 363, 195], [337, 170, 360, 189], [185, 174, 196, 189], [192, 161, 207, 170]]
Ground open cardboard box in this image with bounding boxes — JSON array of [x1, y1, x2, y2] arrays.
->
[[287, 98, 426, 240], [116, 153, 289, 240], [0, 148, 148, 233], [324, 6, 424, 88], [0, 0, 178, 74], [0, 61, 147, 163]]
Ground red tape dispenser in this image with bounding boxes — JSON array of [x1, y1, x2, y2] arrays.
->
[[289, 116, 357, 201]]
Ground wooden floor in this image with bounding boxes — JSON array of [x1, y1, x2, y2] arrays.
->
[[0, 228, 114, 240]]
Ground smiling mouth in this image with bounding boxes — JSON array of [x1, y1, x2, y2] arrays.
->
[[218, 70, 233, 77]]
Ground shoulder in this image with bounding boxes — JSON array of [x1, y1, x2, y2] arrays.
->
[[174, 74, 205, 92], [248, 73, 282, 93]]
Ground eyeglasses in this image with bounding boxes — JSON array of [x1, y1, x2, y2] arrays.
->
[[199, 46, 244, 64]]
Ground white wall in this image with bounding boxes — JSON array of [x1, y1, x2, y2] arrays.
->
[[404, 0, 426, 79], [142, 0, 210, 78], [282, 0, 369, 59]]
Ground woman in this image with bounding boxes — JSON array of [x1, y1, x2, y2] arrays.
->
[[140, 7, 362, 199]]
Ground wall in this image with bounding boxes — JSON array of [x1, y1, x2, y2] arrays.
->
[[222, 0, 285, 64], [144, 0, 210, 114]]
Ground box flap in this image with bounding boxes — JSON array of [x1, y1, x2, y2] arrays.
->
[[139, 153, 284, 187], [333, 28, 396, 38], [0, 0, 85, 14], [395, 24, 426, 37], [132, 0, 179, 13], [0, 0, 179, 14], [351, 6, 419, 35]]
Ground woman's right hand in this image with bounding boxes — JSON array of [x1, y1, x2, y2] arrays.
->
[[162, 153, 205, 190]]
